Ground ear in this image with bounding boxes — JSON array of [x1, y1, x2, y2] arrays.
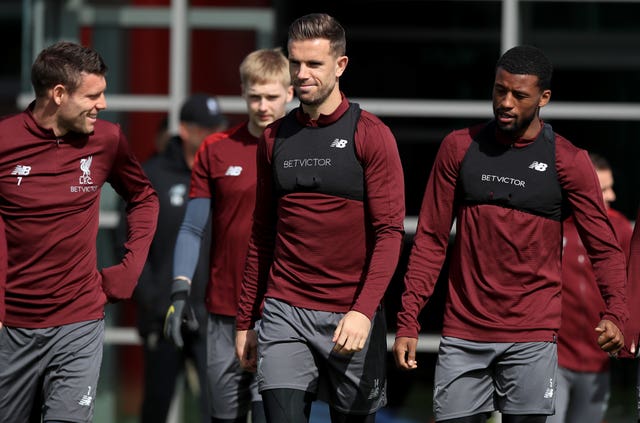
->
[[52, 84, 66, 106], [538, 89, 551, 108], [286, 85, 294, 102], [335, 55, 349, 78], [178, 122, 189, 141]]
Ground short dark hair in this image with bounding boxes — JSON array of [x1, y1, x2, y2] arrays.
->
[[31, 41, 108, 98], [589, 152, 611, 172], [288, 13, 346, 57], [496, 45, 552, 90]]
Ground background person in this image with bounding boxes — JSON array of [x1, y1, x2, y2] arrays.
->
[[0, 40, 159, 422], [0, 215, 5, 329], [627, 205, 640, 422], [235, 13, 405, 423], [393, 45, 628, 423], [164, 48, 293, 423], [549, 153, 633, 423], [124, 93, 227, 423]]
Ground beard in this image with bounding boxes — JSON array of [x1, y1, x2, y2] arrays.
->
[[295, 80, 335, 107], [494, 108, 537, 138]]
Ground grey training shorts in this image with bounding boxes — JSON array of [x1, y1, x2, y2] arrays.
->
[[207, 313, 261, 419], [546, 366, 609, 423], [434, 336, 557, 420], [0, 319, 104, 423], [256, 297, 387, 415]]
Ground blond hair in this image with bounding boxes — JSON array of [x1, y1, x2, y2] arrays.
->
[[239, 48, 290, 88]]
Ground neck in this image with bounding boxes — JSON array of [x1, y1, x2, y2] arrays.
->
[[32, 98, 64, 137], [247, 120, 263, 138], [301, 87, 342, 121], [182, 143, 197, 169]]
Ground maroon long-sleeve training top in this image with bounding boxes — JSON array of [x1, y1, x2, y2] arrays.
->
[[237, 95, 405, 330], [0, 105, 158, 328], [397, 121, 628, 343]]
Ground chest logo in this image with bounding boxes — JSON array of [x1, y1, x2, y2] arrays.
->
[[330, 138, 349, 148], [11, 164, 31, 186], [169, 184, 187, 207], [225, 166, 243, 176], [529, 161, 548, 172], [79, 156, 93, 185]]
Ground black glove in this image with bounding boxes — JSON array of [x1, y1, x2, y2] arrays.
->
[[163, 278, 199, 348]]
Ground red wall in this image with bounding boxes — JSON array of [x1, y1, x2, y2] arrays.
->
[[127, 0, 271, 162]]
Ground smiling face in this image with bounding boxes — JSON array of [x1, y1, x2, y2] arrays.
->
[[492, 67, 551, 140], [54, 72, 107, 136], [288, 38, 347, 116]]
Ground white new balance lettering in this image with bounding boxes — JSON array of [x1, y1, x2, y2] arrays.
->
[[226, 166, 243, 176], [11, 165, 31, 176], [78, 386, 93, 406], [330, 138, 348, 148], [367, 378, 381, 400], [529, 161, 548, 172], [543, 378, 554, 399]]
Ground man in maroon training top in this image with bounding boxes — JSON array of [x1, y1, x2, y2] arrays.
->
[[393, 45, 628, 423], [164, 48, 293, 423], [0, 41, 158, 422], [549, 153, 633, 423], [235, 13, 405, 423]]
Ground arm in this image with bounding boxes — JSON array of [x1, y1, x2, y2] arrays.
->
[[350, 115, 405, 318], [393, 131, 463, 368], [236, 127, 278, 332], [235, 127, 278, 366], [560, 144, 627, 352], [103, 130, 159, 301], [164, 197, 211, 348], [333, 116, 405, 354], [173, 197, 211, 281]]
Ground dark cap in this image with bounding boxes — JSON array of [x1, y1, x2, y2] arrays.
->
[[179, 93, 227, 128]]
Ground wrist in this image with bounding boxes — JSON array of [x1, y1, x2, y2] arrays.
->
[[171, 277, 191, 297]]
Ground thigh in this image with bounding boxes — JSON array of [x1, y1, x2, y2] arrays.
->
[[433, 337, 497, 421], [257, 300, 319, 394], [143, 334, 182, 394], [0, 325, 43, 422], [545, 366, 572, 423], [494, 341, 556, 416], [208, 314, 258, 419], [43, 319, 105, 423], [565, 371, 609, 423], [261, 388, 312, 423], [317, 306, 387, 415]]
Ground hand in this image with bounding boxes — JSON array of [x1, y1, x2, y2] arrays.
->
[[595, 319, 624, 356], [163, 279, 198, 348], [236, 329, 258, 372], [332, 310, 371, 354], [393, 336, 418, 370]]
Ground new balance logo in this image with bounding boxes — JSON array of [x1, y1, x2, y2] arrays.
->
[[11, 165, 31, 176], [330, 138, 348, 148], [529, 161, 548, 172], [78, 386, 93, 407], [368, 378, 381, 400], [543, 378, 554, 399], [225, 166, 243, 176]]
